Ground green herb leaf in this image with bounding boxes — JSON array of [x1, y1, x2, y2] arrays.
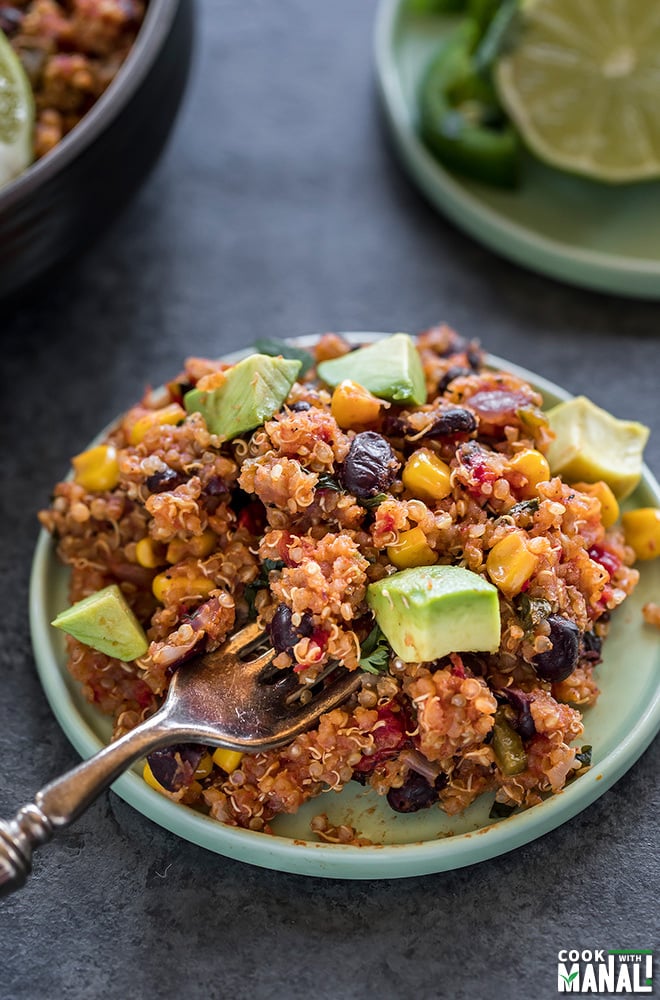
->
[[575, 745, 592, 768], [359, 624, 391, 675], [516, 593, 551, 634], [262, 558, 285, 574], [316, 473, 342, 492], [254, 338, 315, 376], [508, 497, 540, 518], [360, 492, 388, 510]]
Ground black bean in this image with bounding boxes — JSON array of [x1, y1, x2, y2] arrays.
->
[[145, 467, 183, 493], [269, 604, 313, 654], [290, 401, 311, 412], [503, 689, 536, 741], [340, 431, 400, 499], [437, 366, 471, 395], [466, 341, 482, 371], [533, 615, 581, 682], [0, 7, 23, 34], [386, 772, 445, 813], [582, 630, 602, 656], [422, 407, 477, 438], [205, 475, 229, 496], [147, 744, 205, 792]]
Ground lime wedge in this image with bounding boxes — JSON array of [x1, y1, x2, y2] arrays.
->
[[495, 0, 660, 183], [0, 28, 34, 188], [545, 396, 649, 500]]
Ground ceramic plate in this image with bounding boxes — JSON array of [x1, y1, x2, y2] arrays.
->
[[375, 0, 660, 298], [30, 335, 660, 878]]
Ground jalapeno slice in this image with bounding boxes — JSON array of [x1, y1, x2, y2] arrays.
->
[[419, 19, 519, 187]]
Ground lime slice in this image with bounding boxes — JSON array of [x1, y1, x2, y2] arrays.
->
[[0, 28, 34, 188], [545, 396, 649, 500], [495, 0, 660, 183]]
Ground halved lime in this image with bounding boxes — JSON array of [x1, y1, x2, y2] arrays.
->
[[0, 28, 34, 188], [495, 0, 660, 183]]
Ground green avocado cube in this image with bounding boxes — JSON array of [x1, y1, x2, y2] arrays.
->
[[51, 584, 149, 662], [184, 354, 302, 440], [316, 333, 427, 405], [545, 396, 649, 500], [367, 565, 501, 663]]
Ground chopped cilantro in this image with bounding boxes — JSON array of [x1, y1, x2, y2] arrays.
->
[[516, 593, 551, 634], [360, 492, 388, 510], [508, 497, 540, 517], [316, 473, 342, 492], [359, 624, 391, 675], [575, 745, 592, 768]]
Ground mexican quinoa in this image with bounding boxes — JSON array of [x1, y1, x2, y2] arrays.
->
[[39, 328, 644, 841], [2, 0, 145, 160]]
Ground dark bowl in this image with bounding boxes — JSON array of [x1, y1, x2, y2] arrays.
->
[[0, 0, 194, 301]]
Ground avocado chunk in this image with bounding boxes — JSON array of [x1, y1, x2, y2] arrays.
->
[[184, 354, 301, 440], [317, 334, 427, 405], [367, 565, 501, 663], [52, 584, 149, 661], [545, 396, 649, 500]]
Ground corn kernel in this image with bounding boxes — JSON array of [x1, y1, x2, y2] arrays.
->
[[621, 507, 660, 561], [387, 526, 437, 569], [331, 380, 382, 429], [135, 537, 164, 569], [129, 403, 186, 445], [152, 571, 215, 604], [213, 748, 244, 773], [402, 448, 452, 502], [72, 444, 120, 492], [166, 529, 217, 565], [486, 531, 538, 598], [143, 761, 165, 792], [194, 752, 213, 780], [571, 481, 620, 529], [508, 449, 551, 497]]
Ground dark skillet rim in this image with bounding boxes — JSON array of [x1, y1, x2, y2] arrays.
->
[[0, 0, 182, 211]]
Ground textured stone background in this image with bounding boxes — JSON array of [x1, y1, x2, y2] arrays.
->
[[1, 1, 658, 998]]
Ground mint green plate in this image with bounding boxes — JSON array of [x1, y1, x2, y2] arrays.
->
[[375, 0, 660, 298], [29, 336, 660, 878]]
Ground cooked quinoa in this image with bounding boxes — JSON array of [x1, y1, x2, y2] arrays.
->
[[1, 0, 145, 160], [39, 327, 642, 838]]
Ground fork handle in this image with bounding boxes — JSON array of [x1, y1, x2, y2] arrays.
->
[[0, 712, 178, 898]]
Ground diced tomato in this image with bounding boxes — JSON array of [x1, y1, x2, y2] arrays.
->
[[353, 703, 409, 774]]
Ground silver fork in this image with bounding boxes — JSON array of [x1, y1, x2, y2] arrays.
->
[[0, 622, 362, 897]]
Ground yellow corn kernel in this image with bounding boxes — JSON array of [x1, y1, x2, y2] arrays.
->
[[402, 448, 452, 502], [194, 752, 213, 780], [135, 536, 164, 569], [621, 507, 660, 561], [331, 380, 382, 429], [129, 403, 186, 445], [571, 481, 620, 529], [213, 748, 244, 773], [508, 449, 551, 497], [181, 780, 204, 804], [72, 444, 120, 492], [486, 531, 538, 598], [143, 761, 165, 792], [387, 526, 437, 569], [166, 529, 217, 565], [152, 571, 215, 604]]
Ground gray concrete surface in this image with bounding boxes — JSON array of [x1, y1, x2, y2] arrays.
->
[[1, 1, 658, 998]]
